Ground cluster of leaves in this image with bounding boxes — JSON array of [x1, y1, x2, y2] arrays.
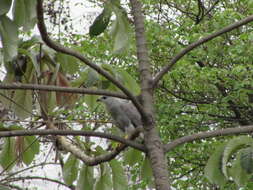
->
[[0, 0, 37, 62], [61, 148, 153, 190], [0, 0, 143, 189], [144, 0, 253, 189], [89, 0, 131, 53], [1, 0, 253, 189], [0, 125, 40, 171]]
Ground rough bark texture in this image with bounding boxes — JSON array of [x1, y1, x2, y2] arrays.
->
[[129, 0, 171, 189]]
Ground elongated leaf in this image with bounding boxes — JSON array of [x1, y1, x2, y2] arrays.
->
[[86, 68, 100, 87], [204, 143, 227, 187], [116, 68, 140, 95], [0, 15, 18, 61], [56, 53, 79, 74], [77, 165, 94, 190], [222, 136, 253, 178], [22, 136, 40, 165], [124, 148, 143, 166], [12, 0, 37, 31], [24, 0, 37, 31], [0, 137, 16, 171], [12, 90, 33, 119], [12, 0, 26, 26], [230, 148, 251, 187], [0, 0, 12, 15], [110, 160, 128, 190], [141, 156, 153, 181], [85, 94, 99, 111], [94, 163, 113, 190], [63, 154, 79, 185], [110, 7, 131, 53], [89, 6, 112, 37]]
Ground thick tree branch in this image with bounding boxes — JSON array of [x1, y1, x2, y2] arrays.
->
[[153, 14, 253, 87], [0, 83, 127, 99], [43, 121, 144, 166], [36, 0, 144, 115], [130, 0, 170, 190], [0, 129, 145, 152], [165, 125, 253, 152]]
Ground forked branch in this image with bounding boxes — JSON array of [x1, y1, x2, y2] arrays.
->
[[36, 0, 144, 115]]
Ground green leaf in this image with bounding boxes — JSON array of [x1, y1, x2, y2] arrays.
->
[[110, 7, 131, 53], [0, 15, 18, 61], [124, 148, 143, 166], [222, 136, 253, 178], [56, 53, 79, 74], [94, 163, 113, 190], [22, 136, 40, 165], [116, 68, 140, 95], [101, 63, 116, 76], [77, 165, 94, 190], [84, 92, 99, 111], [89, 6, 112, 37], [24, 0, 37, 31], [230, 148, 251, 187], [0, 138, 16, 171], [63, 154, 79, 185], [12, 0, 25, 26], [47, 91, 57, 113], [12, 0, 37, 30], [240, 147, 253, 174], [109, 160, 128, 190], [12, 90, 33, 119], [204, 143, 227, 187], [141, 156, 153, 181], [0, 0, 12, 15]]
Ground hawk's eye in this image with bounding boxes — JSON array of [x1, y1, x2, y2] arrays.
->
[[102, 96, 107, 100]]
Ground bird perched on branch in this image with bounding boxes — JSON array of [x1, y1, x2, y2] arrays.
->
[[97, 96, 143, 138]]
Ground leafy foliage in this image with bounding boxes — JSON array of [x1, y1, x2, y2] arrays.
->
[[63, 154, 79, 185], [0, 0, 253, 189]]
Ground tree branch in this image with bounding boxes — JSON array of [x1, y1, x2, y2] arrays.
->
[[36, 0, 143, 114], [0, 83, 127, 99], [0, 129, 146, 152], [164, 125, 253, 152], [130, 0, 170, 190], [153, 14, 253, 87]]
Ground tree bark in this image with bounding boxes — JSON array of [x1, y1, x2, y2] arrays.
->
[[129, 0, 171, 189]]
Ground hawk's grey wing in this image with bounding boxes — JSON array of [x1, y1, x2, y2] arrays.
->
[[119, 101, 142, 128], [107, 105, 131, 132]]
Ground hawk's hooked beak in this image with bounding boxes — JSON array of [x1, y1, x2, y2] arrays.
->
[[96, 97, 101, 102]]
